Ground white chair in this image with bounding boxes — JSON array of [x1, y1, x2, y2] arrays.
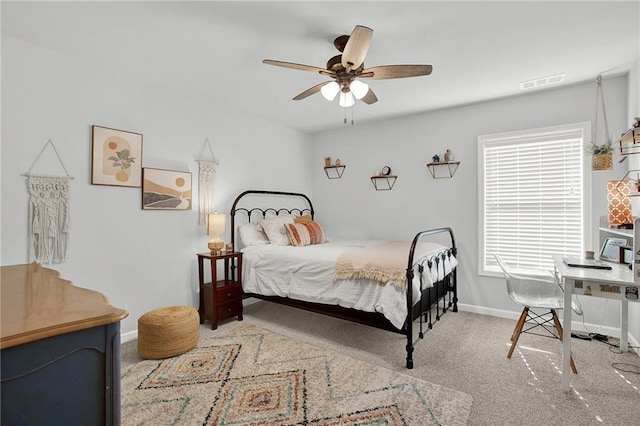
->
[[494, 254, 581, 374]]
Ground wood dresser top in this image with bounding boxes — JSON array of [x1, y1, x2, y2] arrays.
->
[[1, 263, 128, 349]]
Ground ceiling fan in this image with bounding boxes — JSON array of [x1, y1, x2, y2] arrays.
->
[[263, 25, 433, 107]]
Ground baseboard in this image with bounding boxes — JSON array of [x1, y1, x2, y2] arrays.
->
[[457, 303, 640, 356], [121, 329, 138, 344]]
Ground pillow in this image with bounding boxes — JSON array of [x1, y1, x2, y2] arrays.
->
[[260, 214, 294, 246], [238, 222, 270, 247], [294, 214, 313, 223], [285, 221, 327, 247]]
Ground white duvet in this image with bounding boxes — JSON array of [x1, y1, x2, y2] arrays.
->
[[242, 240, 458, 329]]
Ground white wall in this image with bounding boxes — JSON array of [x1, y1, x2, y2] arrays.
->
[[1, 36, 313, 334], [311, 76, 631, 333]]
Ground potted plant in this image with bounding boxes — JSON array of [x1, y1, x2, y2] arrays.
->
[[587, 138, 613, 171]]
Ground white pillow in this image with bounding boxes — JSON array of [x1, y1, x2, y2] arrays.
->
[[260, 214, 294, 246], [238, 222, 270, 247]]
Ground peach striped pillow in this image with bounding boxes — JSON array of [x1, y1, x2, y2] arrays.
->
[[285, 221, 327, 247]]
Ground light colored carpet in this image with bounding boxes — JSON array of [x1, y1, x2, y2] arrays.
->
[[121, 322, 473, 425], [122, 301, 640, 425]]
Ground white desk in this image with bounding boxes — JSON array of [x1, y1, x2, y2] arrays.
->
[[552, 256, 640, 392]]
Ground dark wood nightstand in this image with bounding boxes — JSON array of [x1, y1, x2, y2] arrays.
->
[[197, 251, 243, 330]]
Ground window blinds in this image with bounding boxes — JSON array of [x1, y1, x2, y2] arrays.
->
[[480, 123, 589, 273]]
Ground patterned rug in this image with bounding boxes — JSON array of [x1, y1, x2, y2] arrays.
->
[[121, 324, 473, 425]]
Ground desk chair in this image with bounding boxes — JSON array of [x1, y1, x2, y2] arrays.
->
[[494, 255, 581, 374]]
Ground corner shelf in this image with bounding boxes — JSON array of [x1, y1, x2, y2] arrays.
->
[[370, 175, 397, 191], [426, 161, 460, 179], [324, 165, 346, 179]]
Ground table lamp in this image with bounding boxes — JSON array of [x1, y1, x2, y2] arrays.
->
[[207, 212, 226, 254]]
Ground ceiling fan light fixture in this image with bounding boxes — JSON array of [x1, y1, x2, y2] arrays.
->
[[320, 81, 340, 101], [339, 91, 355, 108], [349, 80, 369, 99]]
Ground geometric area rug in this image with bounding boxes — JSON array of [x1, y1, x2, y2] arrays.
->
[[121, 324, 473, 425]]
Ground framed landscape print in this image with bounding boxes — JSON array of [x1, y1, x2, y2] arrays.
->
[[91, 125, 143, 187], [142, 168, 192, 210]]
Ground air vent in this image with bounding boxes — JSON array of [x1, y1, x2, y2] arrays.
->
[[520, 73, 565, 90]]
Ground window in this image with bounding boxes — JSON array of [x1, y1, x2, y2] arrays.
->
[[478, 122, 591, 275]]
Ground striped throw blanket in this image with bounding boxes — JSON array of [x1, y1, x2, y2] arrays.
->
[[333, 241, 410, 290]]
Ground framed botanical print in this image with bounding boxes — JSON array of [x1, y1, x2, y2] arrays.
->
[[142, 167, 192, 210], [91, 125, 143, 187]]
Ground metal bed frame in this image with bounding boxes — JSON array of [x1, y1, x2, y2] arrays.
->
[[230, 189, 458, 368]]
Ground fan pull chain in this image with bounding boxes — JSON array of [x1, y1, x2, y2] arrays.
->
[[343, 103, 355, 125]]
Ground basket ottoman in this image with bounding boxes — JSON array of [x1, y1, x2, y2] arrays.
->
[[137, 305, 199, 359]]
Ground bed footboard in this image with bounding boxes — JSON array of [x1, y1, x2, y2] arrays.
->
[[405, 227, 458, 369]]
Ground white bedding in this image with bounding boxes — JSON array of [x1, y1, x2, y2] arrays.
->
[[242, 240, 458, 329]]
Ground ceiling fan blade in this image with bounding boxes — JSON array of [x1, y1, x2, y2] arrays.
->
[[263, 59, 333, 76], [292, 81, 331, 101], [360, 88, 378, 105], [341, 25, 373, 70], [361, 64, 433, 80]]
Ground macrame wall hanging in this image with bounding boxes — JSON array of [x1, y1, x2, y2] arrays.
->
[[24, 140, 73, 264], [196, 138, 219, 225]]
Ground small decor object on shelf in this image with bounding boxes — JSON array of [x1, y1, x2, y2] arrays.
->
[[324, 157, 331, 167], [432, 154, 440, 163], [381, 165, 391, 176], [335, 158, 341, 166], [444, 149, 453, 162]]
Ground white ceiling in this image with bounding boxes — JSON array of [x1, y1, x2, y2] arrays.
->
[[2, 1, 639, 134]]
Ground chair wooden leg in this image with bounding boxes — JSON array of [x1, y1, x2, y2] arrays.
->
[[508, 307, 528, 359], [552, 310, 578, 374]]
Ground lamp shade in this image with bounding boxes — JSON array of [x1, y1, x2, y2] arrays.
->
[[349, 80, 369, 99], [321, 81, 340, 101], [607, 180, 633, 226], [206, 212, 226, 237], [339, 91, 355, 108]]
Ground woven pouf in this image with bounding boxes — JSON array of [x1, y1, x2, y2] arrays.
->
[[137, 305, 199, 359]]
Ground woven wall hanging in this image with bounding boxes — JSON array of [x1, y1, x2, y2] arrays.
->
[[196, 138, 219, 225], [25, 140, 73, 264]]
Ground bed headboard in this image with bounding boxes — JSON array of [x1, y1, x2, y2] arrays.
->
[[230, 190, 315, 249]]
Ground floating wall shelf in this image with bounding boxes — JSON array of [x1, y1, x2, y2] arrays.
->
[[426, 161, 460, 179], [324, 165, 346, 179], [371, 175, 397, 191], [618, 123, 640, 156]]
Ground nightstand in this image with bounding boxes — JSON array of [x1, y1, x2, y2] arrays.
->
[[196, 251, 243, 330]]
